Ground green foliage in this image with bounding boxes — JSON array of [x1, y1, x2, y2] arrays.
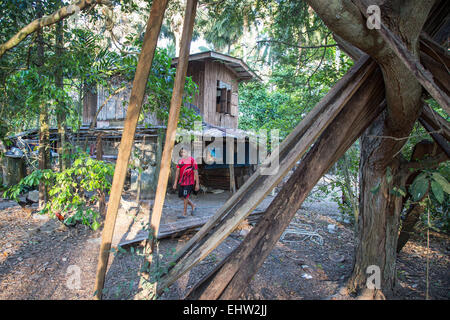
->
[[410, 172, 430, 202], [0, 4, 201, 140], [406, 165, 450, 233], [4, 152, 115, 230], [238, 46, 352, 139], [238, 81, 293, 138], [3, 169, 52, 201], [196, 0, 255, 53], [409, 170, 450, 204], [141, 48, 201, 128], [315, 144, 360, 223]]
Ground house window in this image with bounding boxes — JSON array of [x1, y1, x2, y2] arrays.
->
[[216, 80, 232, 114]]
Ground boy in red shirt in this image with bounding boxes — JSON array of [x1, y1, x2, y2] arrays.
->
[[173, 148, 200, 218]]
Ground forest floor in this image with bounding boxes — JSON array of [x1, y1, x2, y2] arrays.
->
[[0, 188, 449, 300]]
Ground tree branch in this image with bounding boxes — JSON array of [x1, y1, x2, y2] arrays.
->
[[0, 0, 112, 59], [401, 152, 448, 175], [351, 0, 450, 115], [256, 39, 337, 49]]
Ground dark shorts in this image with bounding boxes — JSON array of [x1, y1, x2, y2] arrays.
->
[[178, 185, 194, 199]]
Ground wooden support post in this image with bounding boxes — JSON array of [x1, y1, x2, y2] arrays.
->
[[229, 164, 236, 193], [93, 0, 169, 300], [353, 0, 450, 114], [147, 0, 198, 251], [96, 133, 103, 161]]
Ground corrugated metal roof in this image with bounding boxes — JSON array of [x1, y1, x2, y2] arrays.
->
[[171, 51, 260, 82]]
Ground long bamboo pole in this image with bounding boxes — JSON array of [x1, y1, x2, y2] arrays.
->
[[147, 0, 198, 250], [93, 0, 169, 300]]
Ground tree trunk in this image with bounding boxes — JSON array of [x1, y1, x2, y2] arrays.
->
[[306, 0, 435, 299], [396, 203, 425, 253], [38, 106, 50, 210], [36, 0, 50, 210], [55, 21, 69, 171], [347, 130, 405, 299]]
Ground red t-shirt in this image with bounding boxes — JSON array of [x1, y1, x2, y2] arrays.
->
[[177, 156, 198, 186]]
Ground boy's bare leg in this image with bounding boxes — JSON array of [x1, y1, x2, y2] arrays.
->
[[187, 198, 196, 215], [183, 198, 188, 216]]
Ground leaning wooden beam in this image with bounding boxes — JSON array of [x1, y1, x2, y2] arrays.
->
[[353, 0, 450, 114], [147, 0, 198, 255], [186, 66, 386, 300], [173, 34, 450, 266], [419, 117, 450, 158], [93, 0, 169, 300], [156, 56, 377, 294], [168, 56, 374, 267], [420, 103, 450, 142], [334, 34, 364, 61], [419, 36, 450, 97], [335, 31, 450, 97], [419, 33, 450, 68]]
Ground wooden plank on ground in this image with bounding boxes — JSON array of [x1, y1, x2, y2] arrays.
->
[[119, 210, 265, 247]]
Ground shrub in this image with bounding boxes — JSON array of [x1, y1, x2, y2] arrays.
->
[[4, 152, 115, 230]]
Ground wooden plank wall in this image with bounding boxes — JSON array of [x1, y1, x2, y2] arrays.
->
[[82, 87, 98, 125], [186, 61, 205, 113], [89, 59, 240, 129], [95, 86, 160, 127], [97, 85, 129, 122], [202, 59, 239, 129]]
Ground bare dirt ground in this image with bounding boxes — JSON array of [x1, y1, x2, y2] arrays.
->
[[0, 190, 449, 300]]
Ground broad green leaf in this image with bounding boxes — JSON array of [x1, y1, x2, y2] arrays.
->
[[432, 172, 450, 194], [410, 175, 429, 201], [431, 180, 444, 204]]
